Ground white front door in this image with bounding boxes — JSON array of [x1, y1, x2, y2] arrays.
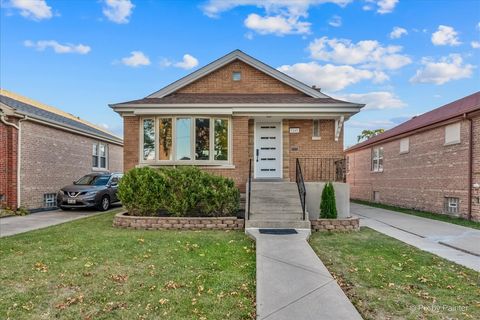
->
[[254, 121, 282, 179]]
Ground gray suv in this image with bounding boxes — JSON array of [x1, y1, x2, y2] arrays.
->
[[57, 172, 123, 211]]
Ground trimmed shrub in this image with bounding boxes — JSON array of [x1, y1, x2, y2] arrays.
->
[[117, 167, 166, 216], [320, 182, 337, 219], [118, 166, 239, 217]]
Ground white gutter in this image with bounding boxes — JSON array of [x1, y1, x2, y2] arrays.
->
[[0, 112, 27, 208]]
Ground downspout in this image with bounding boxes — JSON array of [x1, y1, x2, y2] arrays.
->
[[0, 111, 27, 209], [465, 113, 473, 221]]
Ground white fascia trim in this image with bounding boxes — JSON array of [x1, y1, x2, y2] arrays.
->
[[134, 109, 233, 115], [146, 50, 328, 99], [113, 103, 361, 108]]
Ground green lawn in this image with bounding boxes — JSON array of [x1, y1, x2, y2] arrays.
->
[[352, 199, 480, 230], [0, 210, 256, 320], [310, 228, 480, 320]]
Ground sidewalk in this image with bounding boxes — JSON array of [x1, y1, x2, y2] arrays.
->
[[352, 203, 480, 272], [247, 229, 362, 320]]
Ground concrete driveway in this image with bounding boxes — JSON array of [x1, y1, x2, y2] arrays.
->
[[352, 203, 480, 271], [0, 204, 122, 238]]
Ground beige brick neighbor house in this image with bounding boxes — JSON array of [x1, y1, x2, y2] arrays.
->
[[111, 50, 364, 192], [346, 92, 480, 221], [0, 89, 123, 211]]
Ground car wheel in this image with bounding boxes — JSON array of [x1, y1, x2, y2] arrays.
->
[[99, 196, 110, 211]]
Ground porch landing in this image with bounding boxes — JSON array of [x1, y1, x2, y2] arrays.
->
[[246, 182, 310, 229]]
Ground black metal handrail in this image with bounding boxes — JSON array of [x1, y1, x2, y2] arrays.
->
[[247, 158, 252, 220], [295, 157, 346, 182], [295, 158, 307, 220]]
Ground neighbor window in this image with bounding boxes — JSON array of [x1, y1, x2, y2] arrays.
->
[[445, 123, 461, 145], [43, 193, 57, 208], [371, 147, 384, 172], [92, 142, 108, 169], [143, 119, 155, 160], [142, 116, 230, 163], [232, 71, 241, 81], [400, 137, 409, 153], [346, 156, 350, 173], [312, 120, 321, 139], [373, 191, 380, 202], [444, 197, 459, 214]]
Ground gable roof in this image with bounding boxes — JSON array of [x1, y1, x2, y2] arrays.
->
[[346, 91, 480, 152], [0, 89, 123, 145], [147, 49, 329, 99]]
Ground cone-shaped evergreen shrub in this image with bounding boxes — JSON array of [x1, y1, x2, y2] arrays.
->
[[320, 182, 337, 219]]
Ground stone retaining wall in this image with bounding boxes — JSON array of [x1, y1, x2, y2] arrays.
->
[[311, 217, 360, 232], [113, 212, 244, 230]]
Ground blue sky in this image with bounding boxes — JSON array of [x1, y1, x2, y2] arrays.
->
[[1, 0, 479, 147]]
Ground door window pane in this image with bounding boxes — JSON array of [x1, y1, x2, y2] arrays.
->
[[158, 118, 173, 160], [143, 119, 155, 160], [214, 119, 228, 161], [176, 118, 192, 160], [195, 118, 210, 160]]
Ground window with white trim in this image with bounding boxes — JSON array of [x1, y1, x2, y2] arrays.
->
[[371, 147, 384, 172], [43, 193, 57, 208], [232, 71, 241, 81], [92, 142, 108, 169], [141, 116, 230, 164], [444, 197, 459, 214], [312, 119, 320, 139], [400, 137, 409, 153], [445, 123, 460, 145]]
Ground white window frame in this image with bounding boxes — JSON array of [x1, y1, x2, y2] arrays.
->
[[444, 197, 459, 214], [92, 142, 108, 170], [399, 137, 409, 154], [312, 119, 321, 140], [232, 71, 241, 81], [139, 116, 233, 166], [371, 147, 384, 172], [444, 122, 461, 145], [43, 193, 57, 208]]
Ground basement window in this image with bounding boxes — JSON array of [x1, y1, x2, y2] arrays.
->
[[43, 193, 57, 208], [444, 197, 459, 214], [232, 71, 241, 81]]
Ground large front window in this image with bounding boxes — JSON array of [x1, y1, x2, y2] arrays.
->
[[141, 116, 230, 164]]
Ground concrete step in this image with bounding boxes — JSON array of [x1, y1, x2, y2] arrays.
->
[[245, 219, 311, 229], [250, 212, 304, 220]]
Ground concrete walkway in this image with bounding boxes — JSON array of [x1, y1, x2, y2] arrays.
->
[[247, 229, 362, 320], [352, 203, 480, 272], [0, 205, 121, 238]]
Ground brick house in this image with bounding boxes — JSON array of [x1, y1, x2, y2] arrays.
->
[[0, 89, 123, 211], [346, 92, 480, 221], [111, 50, 364, 192]]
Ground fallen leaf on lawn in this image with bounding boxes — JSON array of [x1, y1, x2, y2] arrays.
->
[[33, 262, 48, 272], [84, 262, 93, 268], [110, 274, 129, 283], [388, 283, 395, 287], [164, 280, 182, 290], [137, 238, 145, 244], [55, 295, 84, 310], [159, 298, 169, 305]]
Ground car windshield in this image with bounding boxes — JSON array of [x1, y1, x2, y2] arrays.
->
[[75, 175, 110, 186]]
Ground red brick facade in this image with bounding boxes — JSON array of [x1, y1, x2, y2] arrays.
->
[[347, 116, 480, 221], [0, 116, 19, 209]]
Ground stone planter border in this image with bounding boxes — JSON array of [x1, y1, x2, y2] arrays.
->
[[311, 217, 360, 232], [113, 211, 244, 230]]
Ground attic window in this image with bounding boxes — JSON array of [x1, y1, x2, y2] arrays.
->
[[232, 71, 241, 81]]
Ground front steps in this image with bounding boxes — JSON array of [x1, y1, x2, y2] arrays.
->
[[245, 182, 311, 229]]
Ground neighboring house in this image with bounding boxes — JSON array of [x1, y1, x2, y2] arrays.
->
[[0, 89, 123, 211], [346, 92, 480, 221], [110, 50, 364, 192]]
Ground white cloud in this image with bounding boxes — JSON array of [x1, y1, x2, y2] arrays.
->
[[174, 54, 199, 69], [389, 26, 407, 39], [308, 36, 411, 70], [121, 51, 150, 67], [244, 13, 311, 35], [336, 91, 406, 109], [24, 40, 90, 54], [471, 41, 480, 49], [277, 62, 388, 92], [328, 15, 342, 27], [9, 0, 52, 20], [103, 0, 134, 24], [410, 54, 474, 85], [201, 0, 351, 35], [431, 25, 461, 46], [376, 0, 398, 14], [362, 0, 398, 14]]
